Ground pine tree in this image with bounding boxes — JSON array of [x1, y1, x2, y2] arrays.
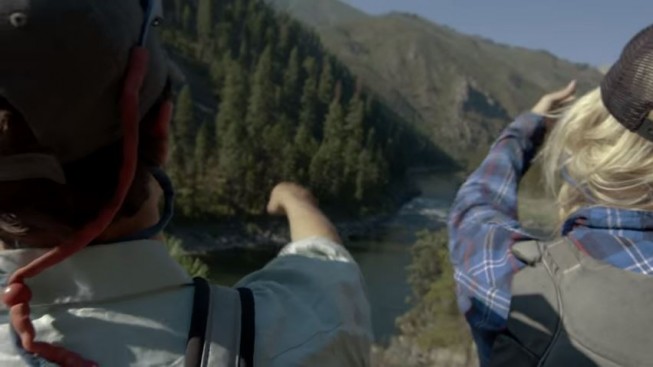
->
[[346, 96, 366, 144], [182, 5, 193, 34], [355, 148, 374, 202], [234, 0, 248, 18], [343, 96, 366, 194], [214, 59, 250, 212], [215, 22, 233, 52], [245, 45, 277, 142], [197, 0, 213, 39], [310, 99, 346, 197], [278, 19, 297, 57], [237, 33, 251, 68], [209, 53, 231, 94], [173, 0, 183, 24], [172, 86, 195, 168], [245, 2, 268, 55], [216, 61, 248, 147], [194, 121, 213, 175], [264, 24, 278, 50], [374, 147, 390, 188], [191, 121, 214, 216], [217, 119, 248, 209], [318, 59, 335, 106], [264, 114, 292, 162], [281, 47, 301, 119], [281, 143, 299, 182], [299, 57, 320, 137], [293, 123, 318, 184], [355, 144, 390, 203], [322, 98, 345, 143], [172, 85, 199, 217]]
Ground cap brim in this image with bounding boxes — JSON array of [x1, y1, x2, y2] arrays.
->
[[0, 154, 66, 184]]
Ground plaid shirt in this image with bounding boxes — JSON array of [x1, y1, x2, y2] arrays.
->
[[447, 113, 653, 365]]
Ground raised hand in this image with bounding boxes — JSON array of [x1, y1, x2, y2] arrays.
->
[[531, 80, 577, 130]]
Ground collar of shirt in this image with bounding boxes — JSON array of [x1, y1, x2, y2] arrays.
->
[[563, 206, 653, 236], [562, 206, 653, 272], [0, 240, 192, 310]]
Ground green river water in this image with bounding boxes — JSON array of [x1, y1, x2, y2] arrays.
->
[[200, 174, 460, 345]]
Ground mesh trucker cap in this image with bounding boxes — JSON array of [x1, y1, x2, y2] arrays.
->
[[601, 24, 653, 141], [0, 0, 169, 183]]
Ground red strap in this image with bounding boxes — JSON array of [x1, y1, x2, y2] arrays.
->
[[2, 47, 150, 367], [153, 99, 173, 165]]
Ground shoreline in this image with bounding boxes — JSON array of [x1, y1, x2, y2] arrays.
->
[[168, 175, 429, 254], [167, 212, 395, 254]]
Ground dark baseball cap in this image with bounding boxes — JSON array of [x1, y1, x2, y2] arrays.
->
[[601, 24, 653, 141], [0, 0, 170, 183]]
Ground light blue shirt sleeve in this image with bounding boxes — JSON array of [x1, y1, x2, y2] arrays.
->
[[235, 237, 372, 367]]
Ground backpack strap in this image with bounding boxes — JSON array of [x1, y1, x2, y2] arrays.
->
[[511, 238, 581, 273], [185, 277, 211, 367], [236, 287, 255, 367], [543, 237, 582, 275], [185, 279, 257, 367]]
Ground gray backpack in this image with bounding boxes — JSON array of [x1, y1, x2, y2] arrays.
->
[[490, 237, 653, 366]]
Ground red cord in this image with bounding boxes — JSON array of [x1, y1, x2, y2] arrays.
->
[[2, 47, 150, 367], [153, 99, 173, 165]]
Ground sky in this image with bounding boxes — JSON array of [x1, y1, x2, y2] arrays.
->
[[344, 0, 653, 67]]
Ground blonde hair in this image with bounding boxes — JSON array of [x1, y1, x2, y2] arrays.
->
[[539, 87, 653, 226]]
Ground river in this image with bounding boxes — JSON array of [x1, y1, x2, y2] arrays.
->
[[199, 173, 462, 345]]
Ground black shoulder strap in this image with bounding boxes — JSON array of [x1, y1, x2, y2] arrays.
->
[[185, 277, 211, 367], [184, 279, 256, 367], [237, 287, 256, 367]]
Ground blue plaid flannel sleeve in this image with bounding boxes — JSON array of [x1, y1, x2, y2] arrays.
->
[[447, 113, 547, 361]]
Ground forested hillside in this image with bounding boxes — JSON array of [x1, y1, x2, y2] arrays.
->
[[160, 0, 451, 219], [265, 0, 604, 167]]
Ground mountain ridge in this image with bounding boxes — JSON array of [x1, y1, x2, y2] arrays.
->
[[264, 0, 604, 166], [264, 0, 368, 28]]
